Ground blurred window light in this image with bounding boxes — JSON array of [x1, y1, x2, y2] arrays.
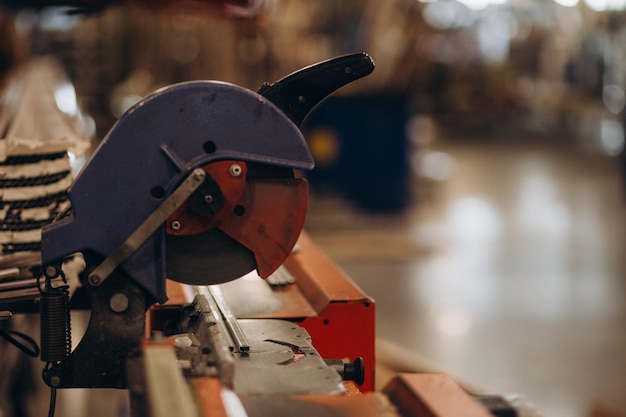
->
[[111, 95, 143, 119], [460, 0, 491, 10], [448, 197, 501, 243], [423, 0, 478, 29], [38, 7, 81, 32], [600, 119, 625, 156], [406, 115, 438, 147], [54, 83, 79, 116], [457, 0, 510, 9], [554, 0, 579, 6], [68, 149, 88, 174], [414, 151, 456, 181], [517, 173, 571, 234], [602, 84, 626, 114], [477, 10, 516, 62], [431, 303, 474, 337], [584, 0, 609, 10], [584, 0, 626, 10]]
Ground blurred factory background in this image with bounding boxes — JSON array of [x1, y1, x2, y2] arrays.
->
[[0, 0, 625, 416]]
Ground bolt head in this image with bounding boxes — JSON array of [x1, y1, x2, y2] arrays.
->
[[109, 293, 129, 313], [49, 375, 61, 387], [193, 169, 205, 180], [89, 274, 101, 286], [45, 266, 57, 278], [229, 164, 242, 177]]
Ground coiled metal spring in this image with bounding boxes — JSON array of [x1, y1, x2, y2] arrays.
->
[[39, 266, 71, 363]]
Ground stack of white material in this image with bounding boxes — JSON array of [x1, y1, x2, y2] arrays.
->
[[0, 58, 91, 261]]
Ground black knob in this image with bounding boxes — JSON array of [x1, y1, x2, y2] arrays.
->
[[343, 357, 365, 386]]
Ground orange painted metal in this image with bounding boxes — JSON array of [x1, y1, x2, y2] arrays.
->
[[382, 373, 492, 417], [146, 235, 496, 417], [285, 233, 376, 392], [166, 160, 248, 236], [288, 392, 398, 417], [166, 159, 308, 279], [208, 272, 319, 319], [300, 301, 376, 393], [343, 381, 364, 396], [153, 231, 376, 392], [165, 278, 188, 306], [192, 378, 229, 417], [147, 279, 189, 336], [284, 233, 372, 312], [219, 178, 308, 278], [191, 385, 395, 417]]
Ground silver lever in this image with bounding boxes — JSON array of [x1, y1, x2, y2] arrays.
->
[[88, 168, 206, 286]]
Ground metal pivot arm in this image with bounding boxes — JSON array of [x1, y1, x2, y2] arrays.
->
[[87, 168, 206, 287]]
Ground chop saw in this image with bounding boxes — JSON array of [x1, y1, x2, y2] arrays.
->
[[35, 53, 375, 391], [1, 53, 541, 417]]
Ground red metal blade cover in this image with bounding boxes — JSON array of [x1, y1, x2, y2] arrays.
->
[[166, 160, 308, 281]]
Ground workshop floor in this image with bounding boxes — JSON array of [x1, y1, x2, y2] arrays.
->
[[305, 135, 626, 417]]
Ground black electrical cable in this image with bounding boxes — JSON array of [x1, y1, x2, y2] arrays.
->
[[47, 387, 57, 417], [43, 362, 58, 417], [0, 327, 40, 357]]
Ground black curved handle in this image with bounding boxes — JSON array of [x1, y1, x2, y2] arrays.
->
[[258, 52, 375, 127]]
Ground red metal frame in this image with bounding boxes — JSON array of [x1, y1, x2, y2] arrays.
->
[[151, 232, 376, 391]]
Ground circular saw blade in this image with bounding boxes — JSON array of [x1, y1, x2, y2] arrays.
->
[[165, 161, 307, 286], [166, 228, 257, 285]]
